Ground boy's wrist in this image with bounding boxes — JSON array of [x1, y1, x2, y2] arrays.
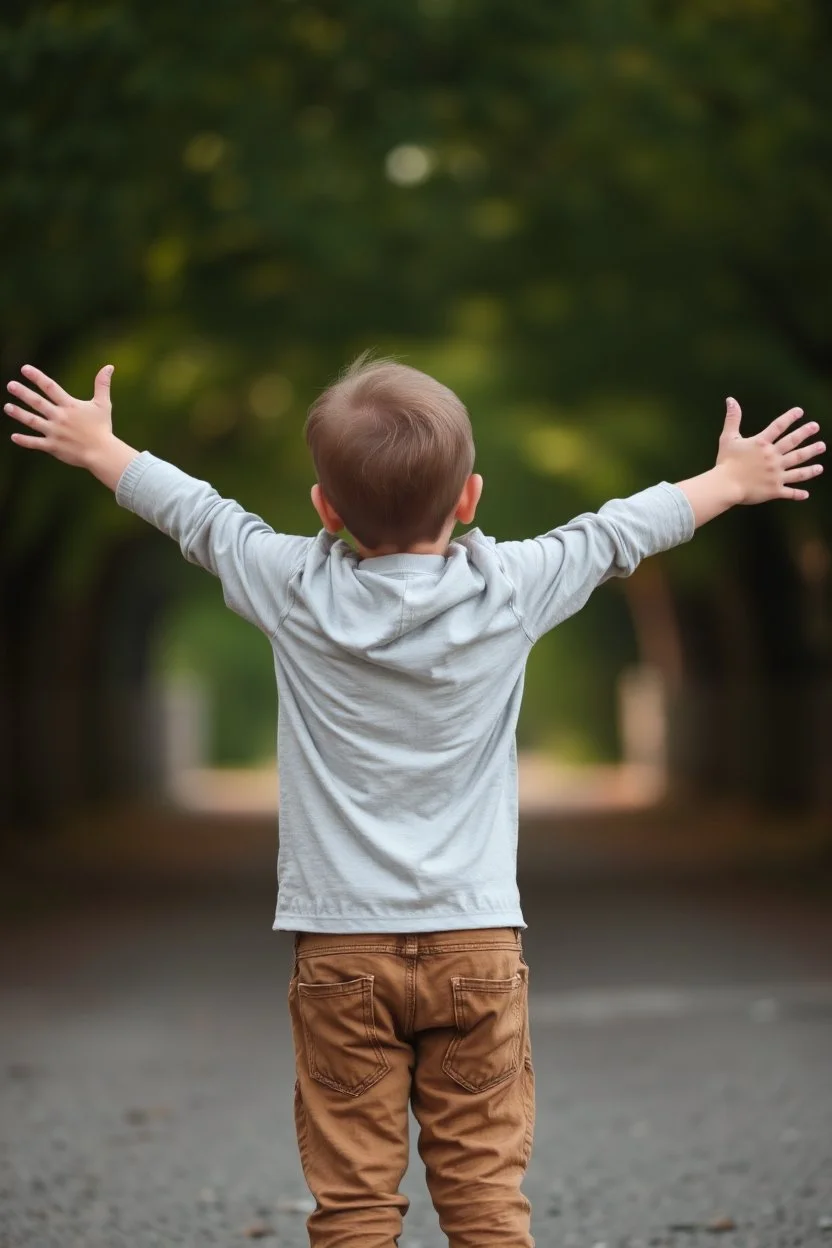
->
[[676, 463, 746, 529], [84, 434, 140, 491], [709, 461, 747, 508]]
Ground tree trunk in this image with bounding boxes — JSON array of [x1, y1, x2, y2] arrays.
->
[[0, 519, 178, 833], [80, 535, 180, 805], [0, 499, 75, 827]]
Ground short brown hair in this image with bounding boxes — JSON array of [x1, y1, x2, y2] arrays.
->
[[305, 354, 475, 549]]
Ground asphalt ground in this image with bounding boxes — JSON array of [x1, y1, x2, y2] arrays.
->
[[1, 854, 831, 1247]]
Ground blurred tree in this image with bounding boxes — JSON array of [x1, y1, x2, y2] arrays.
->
[[1, 0, 830, 818], [158, 588, 277, 767]]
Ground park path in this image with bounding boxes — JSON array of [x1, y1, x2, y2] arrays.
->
[[1, 818, 831, 1247]]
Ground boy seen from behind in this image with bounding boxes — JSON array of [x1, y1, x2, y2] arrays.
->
[[5, 355, 825, 1247]]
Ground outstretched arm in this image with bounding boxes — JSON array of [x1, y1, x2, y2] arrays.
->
[[496, 396, 824, 643], [5, 363, 311, 635], [677, 397, 824, 527]]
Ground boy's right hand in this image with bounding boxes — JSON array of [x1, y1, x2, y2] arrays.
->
[[5, 364, 138, 490]]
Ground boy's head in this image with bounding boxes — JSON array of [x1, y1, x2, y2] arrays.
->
[[305, 354, 481, 553]]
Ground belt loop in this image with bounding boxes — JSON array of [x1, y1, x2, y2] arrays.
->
[[292, 932, 300, 977]]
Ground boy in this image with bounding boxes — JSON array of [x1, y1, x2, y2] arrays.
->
[[5, 356, 824, 1247]]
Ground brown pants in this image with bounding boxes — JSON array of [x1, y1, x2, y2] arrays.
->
[[288, 927, 535, 1247]]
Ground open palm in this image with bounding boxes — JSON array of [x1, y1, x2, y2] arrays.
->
[[716, 398, 824, 504]]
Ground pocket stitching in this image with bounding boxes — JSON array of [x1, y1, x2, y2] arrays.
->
[[298, 977, 369, 998], [443, 973, 524, 1093], [298, 975, 389, 1097]]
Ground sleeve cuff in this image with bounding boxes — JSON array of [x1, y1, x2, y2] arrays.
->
[[115, 450, 159, 510], [657, 481, 697, 543]]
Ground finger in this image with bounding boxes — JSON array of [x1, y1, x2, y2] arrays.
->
[[759, 406, 803, 444], [19, 364, 70, 406], [780, 487, 810, 500], [93, 364, 114, 407], [6, 380, 59, 419], [10, 432, 50, 451], [782, 440, 825, 469], [784, 464, 824, 484], [4, 402, 50, 432], [721, 396, 742, 439], [776, 420, 820, 455]]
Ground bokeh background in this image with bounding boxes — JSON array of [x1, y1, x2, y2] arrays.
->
[[2, 4, 832, 1246], [3, 0, 832, 827]]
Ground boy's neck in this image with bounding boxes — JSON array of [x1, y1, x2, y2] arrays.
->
[[356, 537, 449, 559], [355, 522, 456, 559]]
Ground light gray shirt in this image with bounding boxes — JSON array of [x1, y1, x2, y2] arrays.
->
[[116, 452, 695, 932]]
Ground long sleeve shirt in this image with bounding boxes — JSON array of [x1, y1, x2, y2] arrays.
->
[[116, 452, 695, 932]]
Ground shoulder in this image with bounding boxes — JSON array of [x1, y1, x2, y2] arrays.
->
[[451, 527, 516, 584], [297, 530, 362, 580], [451, 527, 498, 557]]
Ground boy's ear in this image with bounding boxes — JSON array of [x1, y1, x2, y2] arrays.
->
[[455, 473, 483, 524], [311, 484, 344, 533]]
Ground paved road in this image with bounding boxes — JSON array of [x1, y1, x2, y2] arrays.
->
[[1, 868, 831, 1247]]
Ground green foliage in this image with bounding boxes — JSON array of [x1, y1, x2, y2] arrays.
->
[[3, 0, 830, 760], [157, 589, 276, 766], [519, 586, 639, 761]]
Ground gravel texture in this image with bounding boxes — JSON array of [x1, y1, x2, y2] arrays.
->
[[1, 870, 831, 1247]]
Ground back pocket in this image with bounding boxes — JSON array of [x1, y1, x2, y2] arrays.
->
[[443, 973, 524, 1093], [297, 976, 389, 1096]]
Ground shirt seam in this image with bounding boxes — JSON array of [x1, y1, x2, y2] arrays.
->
[[398, 573, 410, 639], [471, 531, 536, 646], [269, 554, 307, 640], [367, 570, 441, 578]]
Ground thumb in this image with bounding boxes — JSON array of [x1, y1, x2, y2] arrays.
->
[[721, 395, 742, 440], [94, 364, 114, 407]]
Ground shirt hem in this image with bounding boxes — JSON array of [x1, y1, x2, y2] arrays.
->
[[272, 909, 526, 934]]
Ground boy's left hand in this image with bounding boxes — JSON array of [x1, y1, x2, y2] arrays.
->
[[716, 397, 825, 504]]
